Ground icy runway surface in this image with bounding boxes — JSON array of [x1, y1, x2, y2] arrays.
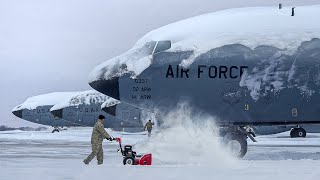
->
[[1, 128, 320, 180]]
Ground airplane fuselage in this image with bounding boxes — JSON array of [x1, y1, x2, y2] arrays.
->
[[95, 39, 320, 126], [54, 103, 144, 132], [20, 106, 78, 127]]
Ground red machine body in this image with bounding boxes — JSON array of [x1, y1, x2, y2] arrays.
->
[[135, 154, 152, 165], [116, 137, 152, 166]]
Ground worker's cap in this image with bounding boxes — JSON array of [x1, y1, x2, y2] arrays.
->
[[99, 115, 105, 120]]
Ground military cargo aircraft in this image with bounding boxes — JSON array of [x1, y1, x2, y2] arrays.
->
[[50, 90, 144, 132], [12, 92, 81, 133], [12, 91, 144, 133], [88, 5, 320, 157]]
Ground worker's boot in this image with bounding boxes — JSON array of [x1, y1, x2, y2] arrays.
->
[[97, 162, 103, 165], [83, 160, 89, 165]]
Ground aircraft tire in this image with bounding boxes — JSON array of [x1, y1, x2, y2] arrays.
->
[[223, 133, 248, 158], [295, 128, 306, 138], [290, 128, 296, 138], [290, 128, 306, 138]]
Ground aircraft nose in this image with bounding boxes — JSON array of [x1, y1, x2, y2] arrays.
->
[[89, 77, 120, 100], [12, 109, 23, 118], [51, 109, 63, 119], [102, 104, 117, 116]]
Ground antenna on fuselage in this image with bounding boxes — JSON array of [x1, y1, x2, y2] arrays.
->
[[291, 7, 295, 16]]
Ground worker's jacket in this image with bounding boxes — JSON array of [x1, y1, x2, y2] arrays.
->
[[144, 122, 154, 131], [91, 119, 111, 144]]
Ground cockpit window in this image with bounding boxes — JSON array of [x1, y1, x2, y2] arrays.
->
[[139, 41, 157, 55], [138, 40, 171, 56], [153, 40, 171, 54]]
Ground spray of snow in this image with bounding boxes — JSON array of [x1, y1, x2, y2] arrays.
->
[[135, 103, 237, 166]]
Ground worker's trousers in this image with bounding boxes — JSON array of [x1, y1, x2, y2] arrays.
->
[[84, 143, 103, 164]]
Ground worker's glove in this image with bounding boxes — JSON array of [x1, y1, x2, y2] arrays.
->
[[107, 138, 113, 141]]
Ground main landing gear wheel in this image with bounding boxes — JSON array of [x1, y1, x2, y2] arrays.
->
[[223, 134, 248, 158], [290, 128, 306, 138], [123, 157, 135, 165]]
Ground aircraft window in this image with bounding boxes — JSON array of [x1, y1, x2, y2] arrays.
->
[[139, 41, 157, 55], [153, 40, 171, 54]]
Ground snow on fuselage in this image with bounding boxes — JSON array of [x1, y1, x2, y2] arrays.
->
[[50, 90, 144, 132], [12, 92, 80, 127], [89, 5, 320, 126]]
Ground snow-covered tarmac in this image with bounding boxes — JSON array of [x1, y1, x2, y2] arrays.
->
[[1, 128, 320, 180]]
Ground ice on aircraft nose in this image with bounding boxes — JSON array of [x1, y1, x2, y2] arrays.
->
[[88, 48, 153, 83]]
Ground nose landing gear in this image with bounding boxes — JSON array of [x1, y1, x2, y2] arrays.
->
[[220, 126, 257, 158], [52, 127, 64, 133]]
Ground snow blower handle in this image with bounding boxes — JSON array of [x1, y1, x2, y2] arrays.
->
[[107, 135, 117, 142], [115, 137, 121, 144], [115, 137, 124, 155]]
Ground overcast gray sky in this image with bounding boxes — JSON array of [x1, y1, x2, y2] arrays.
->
[[1, 0, 319, 127]]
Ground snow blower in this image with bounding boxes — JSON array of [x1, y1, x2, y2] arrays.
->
[[115, 137, 152, 165]]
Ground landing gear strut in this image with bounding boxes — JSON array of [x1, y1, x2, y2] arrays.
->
[[290, 127, 306, 138], [220, 126, 257, 158]]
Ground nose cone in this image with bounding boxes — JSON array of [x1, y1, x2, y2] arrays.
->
[[89, 77, 120, 100], [51, 109, 63, 119], [102, 104, 117, 116], [12, 109, 23, 118]]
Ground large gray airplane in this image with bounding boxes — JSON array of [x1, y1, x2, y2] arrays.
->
[[88, 5, 320, 157], [12, 92, 81, 133], [50, 90, 144, 132], [12, 91, 144, 133]]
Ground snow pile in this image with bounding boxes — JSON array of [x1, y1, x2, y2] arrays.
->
[[137, 5, 320, 55], [135, 103, 237, 166], [13, 92, 77, 111], [51, 90, 111, 111], [89, 5, 320, 82], [0, 125, 47, 132]]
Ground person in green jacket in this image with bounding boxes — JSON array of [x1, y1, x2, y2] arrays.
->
[[144, 120, 154, 137], [83, 115, 113, 165]]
